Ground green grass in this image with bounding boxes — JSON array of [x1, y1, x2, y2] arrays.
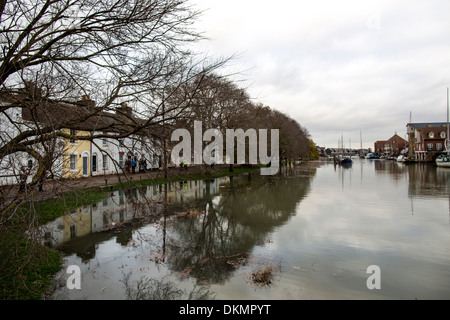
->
[[0, 235, 62, 300], [34, 165, 262, 222]]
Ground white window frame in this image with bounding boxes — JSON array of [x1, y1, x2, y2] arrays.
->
[[102, 154, 108, 169], [119, 154, 124, 167], [70, 129, 77, 144], [70, 154, 77, 171]]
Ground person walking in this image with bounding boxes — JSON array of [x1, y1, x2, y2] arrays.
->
[[19, 166, 28, 193], [125, 159, 131, 173]]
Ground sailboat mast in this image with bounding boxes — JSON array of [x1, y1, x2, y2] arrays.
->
[[447, 88, 449, 152], [360, 130, 362, 150]]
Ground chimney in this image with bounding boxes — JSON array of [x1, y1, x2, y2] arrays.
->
[[117, 102, 132, 117], [77, 94, 96, 109], [23, 81, 43, 99]]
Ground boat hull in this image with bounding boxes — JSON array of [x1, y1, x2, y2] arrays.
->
[[436, 155, 450, 168], [436, 160, 450, 168], [340, 159, 353, 166]]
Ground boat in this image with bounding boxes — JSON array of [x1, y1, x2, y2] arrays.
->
[[365, 153, 380, 159], [335, 134, 353, 166], [436, 154, 450, 167], [340, 157, 353, 166], [435, 88, 450, 168]]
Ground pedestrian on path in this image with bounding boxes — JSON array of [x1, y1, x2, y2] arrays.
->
[[131, 159, 136, 173], [19, 166, 28, 193]]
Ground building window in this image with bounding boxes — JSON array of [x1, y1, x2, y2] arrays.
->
[[428, 132, 434, 139], [437, 143, 443, 151], [70, 129, 77, 144], [102, 137, 107, 147], [441, 132, 446, 139], [70, 155, 77, 171], [70, 224, 76, 239], [102, 154, 108, 169], [119, 154, 124, 167], [427, 143, 434, 151]]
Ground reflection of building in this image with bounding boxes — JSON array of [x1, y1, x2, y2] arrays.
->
[[42, 206, 92, 247], [165, 179, 222, 204], [406, 122, 448, 161], [41, 179, 225, 247], [406, 164, 449, 198], [374, 133, 407, 157]]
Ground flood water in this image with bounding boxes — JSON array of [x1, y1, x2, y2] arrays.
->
[[46, 160, 450, 300]]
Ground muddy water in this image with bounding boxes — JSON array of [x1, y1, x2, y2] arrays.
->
[[46, 160, 450, 300]]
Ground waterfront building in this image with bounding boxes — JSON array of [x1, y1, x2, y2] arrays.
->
[[374, 133, 407, 157], [406, 122, 449, 161]]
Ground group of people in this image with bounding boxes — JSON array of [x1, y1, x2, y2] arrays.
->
[[124, 158, 147, 174]]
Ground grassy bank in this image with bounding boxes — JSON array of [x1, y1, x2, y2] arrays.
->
[[0, 165, 260, 300], [35, 165, 261, 224]]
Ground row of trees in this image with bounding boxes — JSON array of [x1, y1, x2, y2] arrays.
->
[[0, 0, 315, 298], [0, 0, 314, 198], [166, 73, 314, 166]]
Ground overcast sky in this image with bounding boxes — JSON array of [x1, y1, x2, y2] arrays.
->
[[189, 0, 450, 149]]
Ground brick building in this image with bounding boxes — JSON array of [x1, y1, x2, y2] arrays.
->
[[406, 122, 449, 161], [374, 133, 407, 157]]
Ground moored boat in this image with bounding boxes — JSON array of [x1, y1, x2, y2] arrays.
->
[[436, 154, 450, 168], [340, 157, 353, 166], [365, 153, 379, 159]]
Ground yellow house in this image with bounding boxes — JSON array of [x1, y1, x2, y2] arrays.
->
[[62, 128, 92, 178]]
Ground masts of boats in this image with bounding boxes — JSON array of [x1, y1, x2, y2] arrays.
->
[[436, 88, 450, 168], [334, 134, 353, 166]]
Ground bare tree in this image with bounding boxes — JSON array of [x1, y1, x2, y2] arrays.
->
[[0, 0, 226, 299]]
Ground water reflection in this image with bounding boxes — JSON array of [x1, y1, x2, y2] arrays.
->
[[165, 169, 315, 285], [45, 166, 317, 298], [43, 177, 225, 260], [46, 161, 450, 300]]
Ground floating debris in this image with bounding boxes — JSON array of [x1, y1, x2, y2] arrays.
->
[[250, 264, 277, 287]]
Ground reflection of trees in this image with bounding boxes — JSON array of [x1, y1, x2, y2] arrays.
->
[[121, 273, 215, 300], [52, 166, 316, 285], [165, 168, 316, 285]]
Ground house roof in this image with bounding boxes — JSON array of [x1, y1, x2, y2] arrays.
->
[[407, 122, 448, 128], [1, 87, 163, 138], [417, 126, 448, 138]]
